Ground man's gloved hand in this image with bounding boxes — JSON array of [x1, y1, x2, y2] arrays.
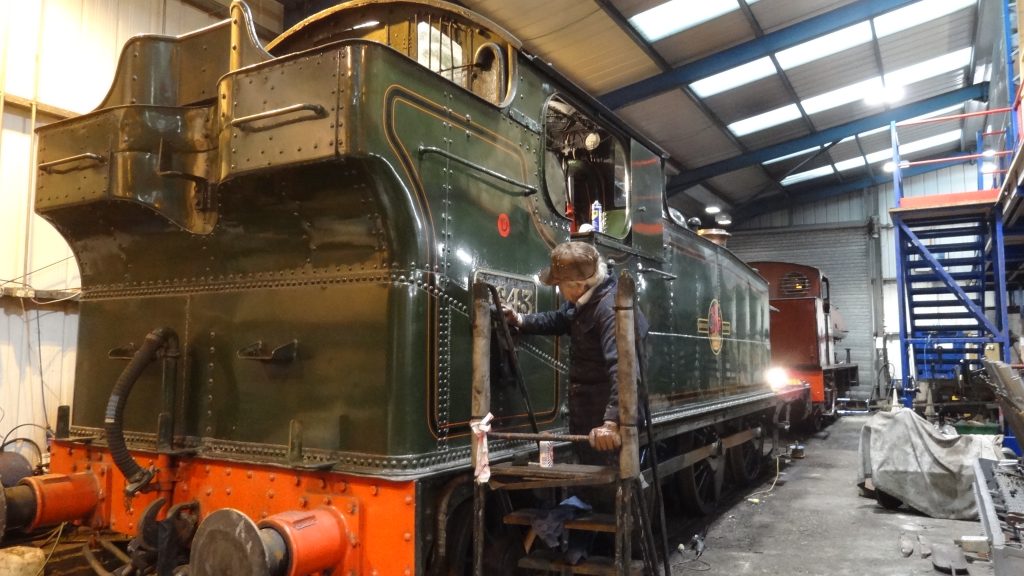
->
[[502, 305, 522, 327], [588, 421, 621, 452]]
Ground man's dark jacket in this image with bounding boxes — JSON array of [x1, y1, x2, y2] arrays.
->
[[518, 275, 649, 436]]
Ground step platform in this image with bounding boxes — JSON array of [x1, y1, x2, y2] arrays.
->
[[518, 549, 644, 575], [504, 509, 618, 533], [487, 462, 618, 490]]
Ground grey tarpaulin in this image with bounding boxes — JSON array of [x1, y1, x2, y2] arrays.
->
[[858, 408, 1003, 520]]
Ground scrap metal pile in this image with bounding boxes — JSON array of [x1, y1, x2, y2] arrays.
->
[[976, 360, 1024, 576]]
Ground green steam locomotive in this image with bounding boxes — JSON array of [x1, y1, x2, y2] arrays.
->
[[7, 1, 793, 573]]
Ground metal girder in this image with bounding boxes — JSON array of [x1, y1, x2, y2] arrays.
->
[[734, 154, 972, 222], [600, 0, 918, 110], [669, 83, 990, 196]]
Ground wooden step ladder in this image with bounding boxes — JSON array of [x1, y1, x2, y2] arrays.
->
[[469, 274, 656, 576]]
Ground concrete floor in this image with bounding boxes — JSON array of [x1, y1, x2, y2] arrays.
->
[[678, 414, 995, 576]]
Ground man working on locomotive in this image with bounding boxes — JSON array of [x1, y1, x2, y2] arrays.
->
[[504, 241, 648, 464]]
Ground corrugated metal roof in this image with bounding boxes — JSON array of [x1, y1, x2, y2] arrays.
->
[[617, 91, 742, 166], [750, 0, 859, 33], [460, 0, 661, 94], [653, 11, 754, 66]]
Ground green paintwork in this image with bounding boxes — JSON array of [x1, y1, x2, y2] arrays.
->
[[34, 1, 770, 479]]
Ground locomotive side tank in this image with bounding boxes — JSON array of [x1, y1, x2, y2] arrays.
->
[[10, 1, 788, 573]]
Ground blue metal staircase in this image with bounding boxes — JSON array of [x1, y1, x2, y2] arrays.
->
[[891, 204, 1011, 395], [889, 102, 1013, 407]]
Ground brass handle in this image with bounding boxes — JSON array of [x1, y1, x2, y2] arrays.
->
[[229, 103, 327, 132], [39, 153, 106, 174]]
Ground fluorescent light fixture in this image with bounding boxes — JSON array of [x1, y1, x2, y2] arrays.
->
[[715, 214, 733, 226], [780, 165, 834, 186], [705, 205, 722, 215], [629, 0, 743, 43], [864, 84, 905, 106], [690, 57, 776, 97], [775, 22, 873, 70], [882, 161, 908, 172], [764, 145, 821, 165], [873, 0, 976, 38], [728, 104, 802, 137], [885, 47, 973, 88], [802, 77, 882, 114]]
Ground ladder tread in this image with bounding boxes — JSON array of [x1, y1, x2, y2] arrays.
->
[[518, 550, 644, 575], [504, 509, 618, 533], [488, 463, 618, 489]]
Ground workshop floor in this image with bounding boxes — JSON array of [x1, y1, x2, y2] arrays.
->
[[677, 414, 995, 576]]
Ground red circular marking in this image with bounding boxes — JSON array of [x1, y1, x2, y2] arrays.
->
[[497, 213, 511, 237]]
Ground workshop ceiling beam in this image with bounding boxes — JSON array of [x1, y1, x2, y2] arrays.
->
[[734, 153, 973, 222], [667, 82, 990, 195]]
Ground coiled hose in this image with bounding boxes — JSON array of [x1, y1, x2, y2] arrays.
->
[[104, 327, 178, 495]]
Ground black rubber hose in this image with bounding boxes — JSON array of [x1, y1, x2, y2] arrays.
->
[[104, 327, 177, 494]]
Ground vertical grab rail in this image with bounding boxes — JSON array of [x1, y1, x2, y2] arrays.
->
[[890, 121, 914, 407], [470, 283, 491, 576], [613, 270, 640, 576]]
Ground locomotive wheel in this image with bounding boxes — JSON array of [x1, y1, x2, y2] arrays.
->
[[727, 430, 765, 487], [679, 455, 723, 516], [678, 430, 725, 516], [441, 499, 523, 576]]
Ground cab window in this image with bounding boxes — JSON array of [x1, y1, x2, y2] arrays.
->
[[543, 95, 629, 239]]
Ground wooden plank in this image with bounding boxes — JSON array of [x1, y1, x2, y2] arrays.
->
[[504, 509, 618, 533], [490, 462, 615, 480], [518, 551, 643, 575]]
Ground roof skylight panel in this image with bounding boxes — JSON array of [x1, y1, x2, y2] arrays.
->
[[778, 130, 961, 184], [761, 0, 973, 77], [763, 145, 822, 165], [901, 104, 964, 125], [690, 57, 777, 97], [788, 49, 970, 121], [630, 0, 756, 43], [898, 129, 962, 155], [780, 165, 834, 186], [727, 104, 802, 137], [801, 77, 883, 115], [884, 47, 973, 88], [873, 0, 976, 38], [774, 22, 874, 70], [863, 129, 962, 165], [833, 157, 867, 172]]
